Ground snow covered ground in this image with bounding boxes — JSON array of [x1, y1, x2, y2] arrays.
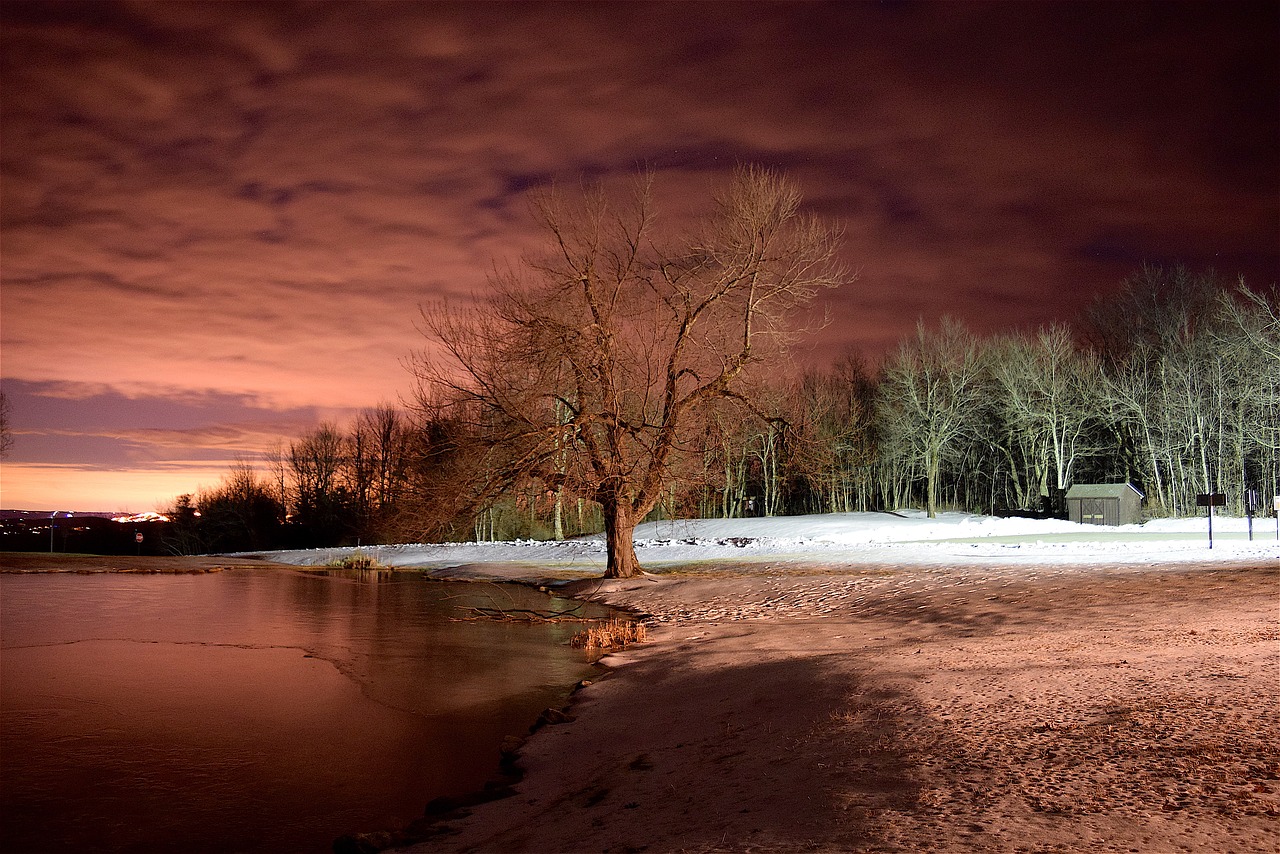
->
[[256, 510, 1280, 578]]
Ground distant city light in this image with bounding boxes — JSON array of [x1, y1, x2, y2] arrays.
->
[[111, 512, 171, 523]]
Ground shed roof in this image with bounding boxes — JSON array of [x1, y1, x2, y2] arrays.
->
[[1065, 483, 1145, 500]]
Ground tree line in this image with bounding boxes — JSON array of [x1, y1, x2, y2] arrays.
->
[[163, 405, 414, 554], [874, 266, 1278, 520], [166, 262, 1277, 556]]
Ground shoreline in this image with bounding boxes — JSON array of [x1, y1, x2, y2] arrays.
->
[[399, 558, 1279, 853], [0, 551, 299, 573]]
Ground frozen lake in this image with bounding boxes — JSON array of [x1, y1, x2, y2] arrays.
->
[[0, 568, 610, 853]]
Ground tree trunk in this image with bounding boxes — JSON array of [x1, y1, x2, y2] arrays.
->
[[601, 496, 643, 578], [553, 487, 564, 540], [925, 450, 940, 518]]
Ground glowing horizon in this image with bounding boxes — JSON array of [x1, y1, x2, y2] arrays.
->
[[1, 461, 246, 514]]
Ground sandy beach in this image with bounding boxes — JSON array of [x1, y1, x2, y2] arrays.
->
[[402, 558, 1279, 854]]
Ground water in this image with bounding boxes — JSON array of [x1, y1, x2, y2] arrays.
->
[[0, 568, 610, 853]]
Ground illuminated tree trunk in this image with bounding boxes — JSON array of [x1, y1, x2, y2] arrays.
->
[[924, 446, 941, 519], [600, 494, 642, 578]]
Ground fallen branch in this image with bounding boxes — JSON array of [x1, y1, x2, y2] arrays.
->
[[452, 606, 590, 623]]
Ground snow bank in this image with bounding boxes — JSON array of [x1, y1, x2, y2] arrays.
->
[[255, 511, 1279, 575]]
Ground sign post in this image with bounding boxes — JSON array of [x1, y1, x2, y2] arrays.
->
[[1274, 495, 1280, 542], [1195, 493, 1226, 549], [1245, 489, 1257, 542]]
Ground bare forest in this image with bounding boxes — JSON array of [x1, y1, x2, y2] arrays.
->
[[166, 262, 1278, 560]]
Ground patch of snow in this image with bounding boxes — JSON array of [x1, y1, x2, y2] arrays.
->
[[253, 512, 1279, 578]]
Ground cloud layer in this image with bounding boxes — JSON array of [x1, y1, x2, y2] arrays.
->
[[2, 1, 1276, 510]]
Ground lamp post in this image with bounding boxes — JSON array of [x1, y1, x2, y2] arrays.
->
[[49, 510, 71, 553]]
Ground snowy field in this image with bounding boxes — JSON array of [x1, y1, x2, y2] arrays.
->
[[256, 510, 1280, 579]]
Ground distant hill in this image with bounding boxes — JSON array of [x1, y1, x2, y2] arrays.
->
[[1, 509, 122, 520], [1, 510, 171, 556]]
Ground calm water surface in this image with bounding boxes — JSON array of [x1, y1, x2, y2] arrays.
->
[[0, 568, 610, 853]]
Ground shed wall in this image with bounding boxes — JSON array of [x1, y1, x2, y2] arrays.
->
[[1066, 487, 1143, 526], [1070, 497, 1120, 525]]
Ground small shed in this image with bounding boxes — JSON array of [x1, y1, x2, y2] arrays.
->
[[1066, 483, 1145, 526]]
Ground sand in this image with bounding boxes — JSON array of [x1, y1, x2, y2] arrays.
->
[[402, 559, 1279, 853]]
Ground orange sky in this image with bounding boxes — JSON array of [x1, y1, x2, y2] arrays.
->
[[2, 1, 1276, 512]]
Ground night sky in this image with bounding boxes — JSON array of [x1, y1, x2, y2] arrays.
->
[[2, 1, 1276, 512]]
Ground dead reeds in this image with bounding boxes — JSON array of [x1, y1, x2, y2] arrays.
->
[[571, 618, 647, 650]]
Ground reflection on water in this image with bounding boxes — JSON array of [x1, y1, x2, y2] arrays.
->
[[0, 569, 610, 853]]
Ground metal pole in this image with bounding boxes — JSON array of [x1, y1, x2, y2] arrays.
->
[[1246, 489, 1254, 541], [1208, 502, 1214, 550], [48, 511, 69, 552]]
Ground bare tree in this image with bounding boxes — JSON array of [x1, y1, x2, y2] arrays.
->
[[195, 459, 283, 552], [361, 405, 412, 513], [288, 422, 350, 543], [410, 167, 848, 577], [343, 404, 414, 541], [698, 402, 753, 519], [989, 325, 1101, 504], [877, 318, 986, 518], [1212, 282, 1280, 510], [1222, 279, 1280, 362], [1089, 266, 1277, 514], [262, 440, 289, 515], [787, 355, 878, 513]]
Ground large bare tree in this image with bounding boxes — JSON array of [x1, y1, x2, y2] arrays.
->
[[410, 167, 848, 577]]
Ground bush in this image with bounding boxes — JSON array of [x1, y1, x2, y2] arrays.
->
[[329, 552, 382, 570], [570, 618, 647, 650]]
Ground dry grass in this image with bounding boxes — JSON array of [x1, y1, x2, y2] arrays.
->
[[329, 552, 383, 570], [571, 618, 647, 649]]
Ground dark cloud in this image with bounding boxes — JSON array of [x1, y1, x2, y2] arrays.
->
[[2, 380, 324, 477], [2, 0, 1276, 509], [5, 379, 320, 431]]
